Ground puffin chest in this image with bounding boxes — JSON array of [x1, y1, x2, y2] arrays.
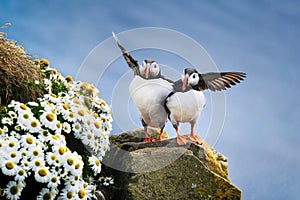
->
[[129, 76, 173, 107], [166, 90, 206, 122]]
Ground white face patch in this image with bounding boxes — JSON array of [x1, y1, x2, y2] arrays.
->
[[139, 60, 147, 77], [188, 72, 199, 86], [149, 62, 160, 77]]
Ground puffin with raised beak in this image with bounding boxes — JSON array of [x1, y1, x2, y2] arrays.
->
[[165, 68, 246, 145], [112, 32, 173, 142]]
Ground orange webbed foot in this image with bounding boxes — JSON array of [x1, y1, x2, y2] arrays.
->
[[189, 134, 203, 145], [177, 135, 187, 145]]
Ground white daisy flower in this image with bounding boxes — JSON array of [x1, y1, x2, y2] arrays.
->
[[17, 111, 33, 130], [88, 155, 102, 174], [5, 180, 25, 200], [20, 160, 31, 172], [1, 160, 19, 176], [20, 134, 36, 149], [27, 117, 42, 133], [48, 134, 66, 146], [34, 166, 51, 183], [72, 122, 82, 137], [67, 111, 76, 122], [76, 187, 89, 200], [46, 152, 59, 166], [47, 171, 61, 188], [5, 137, 20, 152], [8, 111, 17, 119], [30, 157, 45, 171], [40, 111, 58, 130], [8, 150, 22, 163], [2, 117, 13, 125], [28, 145, 44, 160], [14, 168, 28, 181], [62, 122, 71, 134], [60, 185, 76, 200], [37, 188, 57, 200], [14, 102, 31, 114], [81, 131, 95, 146], [52, 145, 69, 160]]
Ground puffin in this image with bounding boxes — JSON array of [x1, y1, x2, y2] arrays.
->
[[112, 32, 173, 142], [165, 68, 246, 145]]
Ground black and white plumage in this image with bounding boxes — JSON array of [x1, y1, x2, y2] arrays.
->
[[165, 68, 246, 145], [112, 32, 173, 142]]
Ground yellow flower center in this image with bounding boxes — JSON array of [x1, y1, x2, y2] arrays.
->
[[75, 163, 81, 170], [40, 58, 50, 66], [58, 146, 65, 155], [67, 191, 74, 199], [18, 170, 25, 176], [65, 75, 73, 83], [95, 159, 100, 166], [52, 135, 58, 140], [31, 120, 38, 127], [67, 157, 75, 166], [50, 93, 57, 98], [69, 112, 75, 118], [86, 119, 91, 125], [50, 154, 56, 161], [80, 82, 89, 90], [34, 160, 42, 167], [43, 193, 51, 200], [51, 176, 58, 183], [83, 183, 88, 188], [38, 168, 48, 177], [46, 113, 55, 122], [33, 149, 39, 156], [78, 189, 86, 199], [9, 142, 15, 148], [20, 104, 27, 110], [87, 133, 93, 140], [5, 161, 14, 169], [10, 185, 19, 195], [26, 136, 34, 144], [23, 113, 30, 119], [94, 121, 101, 129], [78, 110, 85, 117], [73, 99, 81, 105], [10, 152, 17, 158], [93, 113, 99, 118], [63, 104, 69, 110], [56, 122, 61, 129], [74, 124, 81, 130]]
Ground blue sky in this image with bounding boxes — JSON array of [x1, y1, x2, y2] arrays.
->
[[1, 0, 300, 199]]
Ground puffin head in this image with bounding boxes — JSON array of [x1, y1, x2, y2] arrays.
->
[[140, 60, 160, 79], [182, 68, 199, 91]]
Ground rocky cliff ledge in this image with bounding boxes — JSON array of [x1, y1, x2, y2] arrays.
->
[[101, 128, 241, 200]]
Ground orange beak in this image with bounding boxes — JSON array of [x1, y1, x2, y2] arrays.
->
[[182, 74, 189, 91], [145, 63, 150, 78]]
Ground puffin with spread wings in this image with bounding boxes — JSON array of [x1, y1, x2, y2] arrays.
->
[[165, 68, 246, 145], [112, 32, 173, 142]]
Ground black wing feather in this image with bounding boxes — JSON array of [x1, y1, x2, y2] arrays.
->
[[112, 32, 139, 75], [198, 72, 246, 91]]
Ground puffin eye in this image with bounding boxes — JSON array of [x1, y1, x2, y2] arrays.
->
[[192, 74, 196, 79]]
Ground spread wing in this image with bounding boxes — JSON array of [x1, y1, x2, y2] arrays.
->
[[198, 72, 246, 91], [112, 32, 139, 75]]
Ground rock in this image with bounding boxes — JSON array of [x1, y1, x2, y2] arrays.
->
[[101, 128, 241, 200]]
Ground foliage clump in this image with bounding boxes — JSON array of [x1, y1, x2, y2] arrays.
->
[[0, 35, 44, 107]]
